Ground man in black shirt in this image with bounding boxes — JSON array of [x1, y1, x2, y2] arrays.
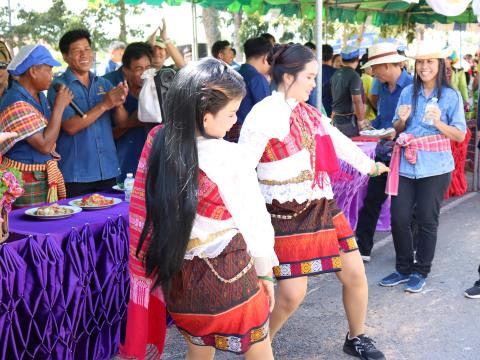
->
[[330, 46, 366, 137]]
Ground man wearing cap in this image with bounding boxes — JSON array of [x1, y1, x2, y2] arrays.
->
[[48, 29, 129, 198], [330, 45, 366, 137], [104, 42, 154, 182], [355, 42, 412, 262], [0, 44, 74, 207], [147, 19, 185, 71]]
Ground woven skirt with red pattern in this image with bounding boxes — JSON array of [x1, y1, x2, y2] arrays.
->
[[167, 233, 270, 354], [267, 198, 358, 280]]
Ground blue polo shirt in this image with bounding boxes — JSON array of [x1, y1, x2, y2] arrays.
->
[[47, 68, 120, 183], [371, 69, 413, 130], [237, 64, 271, 125], [393, 84, 466, 179], [103, 68, 147, 182], [0, 81, 52, 164]]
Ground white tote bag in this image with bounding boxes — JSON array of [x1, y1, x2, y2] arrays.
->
[[138, 68, 163, 124]]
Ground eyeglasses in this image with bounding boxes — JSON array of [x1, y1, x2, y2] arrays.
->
[[0, 62, 8, 70]]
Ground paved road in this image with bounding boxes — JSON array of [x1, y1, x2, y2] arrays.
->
[[161, 193, 480, 359]]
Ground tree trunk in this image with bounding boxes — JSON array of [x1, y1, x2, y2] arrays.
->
[[232, 11, 243, 62], [202, 7, 221, 55], [118, 0, 127, 42]]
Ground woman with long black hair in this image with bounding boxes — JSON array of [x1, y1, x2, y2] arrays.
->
[[120, 59, 277, 359], [380, 43, 466, 293], [239, 44, 388, 359]]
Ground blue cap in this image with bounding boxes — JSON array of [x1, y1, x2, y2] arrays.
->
[[340, 46, 360, 61], [7, 45, 61, 76]]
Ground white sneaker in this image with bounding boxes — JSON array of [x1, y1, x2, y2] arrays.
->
[[361, 255, 371, 263]]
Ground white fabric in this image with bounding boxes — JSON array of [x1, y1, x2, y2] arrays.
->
[[7, 45, 37, 72], [426, 0, 471, 17], [138, 68, 163, 124], [186, 214, 238, 260], [239, 91, 374, 205], [192, 137, 278, 276]]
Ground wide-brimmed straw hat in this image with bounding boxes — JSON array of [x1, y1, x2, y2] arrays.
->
[[361, 42, 408, 69], [409, 41, 450, 60]]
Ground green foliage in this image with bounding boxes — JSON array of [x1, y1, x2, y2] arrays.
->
[[0, 0, 144, 51], [238, 12, 269, 45]]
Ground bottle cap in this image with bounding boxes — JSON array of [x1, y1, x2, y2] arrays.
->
[[126, 173, 133, 177]]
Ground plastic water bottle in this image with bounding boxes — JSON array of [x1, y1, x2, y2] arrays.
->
[[124, 173, 134, 203], [423, 97, 439, 125]]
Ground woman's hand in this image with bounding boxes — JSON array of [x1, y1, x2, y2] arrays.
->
[[397, 104, 411, 122], [369, 162, 390, 177], [259, 275, 275, 312]]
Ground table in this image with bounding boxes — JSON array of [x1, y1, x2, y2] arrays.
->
[[0, 192, 129, 360], [332, 142, 391, 232]]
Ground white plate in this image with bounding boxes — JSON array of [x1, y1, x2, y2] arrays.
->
[[359, 128, 395, 138], [68, 197, 122, 210], [25, 205, 82, 220], [112, 184, 125, 192]]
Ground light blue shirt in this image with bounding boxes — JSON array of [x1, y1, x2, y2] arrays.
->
[[393, 84, 466, 179]]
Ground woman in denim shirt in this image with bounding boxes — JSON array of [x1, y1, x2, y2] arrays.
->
[[379, 43, 466, 293]]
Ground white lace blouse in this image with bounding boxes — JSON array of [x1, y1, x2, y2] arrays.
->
[[238, 91, 374, 204], [185, 137, 279, 276]]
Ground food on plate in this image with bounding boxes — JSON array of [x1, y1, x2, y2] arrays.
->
[[77, 193, 115, 207], [35, 204, 74, 216]]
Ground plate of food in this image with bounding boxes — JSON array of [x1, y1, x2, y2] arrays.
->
[[359, 128, 396, 138], [25, 203, 82, 220], [68, 193, 122, 210], [112, 183, 125, 192]]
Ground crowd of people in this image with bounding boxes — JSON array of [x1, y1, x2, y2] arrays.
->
[[0, 22, 479, 360]]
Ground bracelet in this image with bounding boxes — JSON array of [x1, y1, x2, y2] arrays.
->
[[163, 38, 172, 45], [258, 275, 276, 283], [369, 163, 380, 177]]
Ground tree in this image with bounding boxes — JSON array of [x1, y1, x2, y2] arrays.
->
[[0, 0, 144, 52], [202, 7, 222, 55]]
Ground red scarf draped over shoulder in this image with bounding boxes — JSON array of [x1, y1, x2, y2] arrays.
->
[[260, 102, 339, 188]]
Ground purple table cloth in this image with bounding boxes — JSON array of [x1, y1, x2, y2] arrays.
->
[[332, 142, 391, 232], [0, 192, 129, 360]]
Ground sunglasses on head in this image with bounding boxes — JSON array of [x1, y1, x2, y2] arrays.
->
[[0, 62, 8, 70]]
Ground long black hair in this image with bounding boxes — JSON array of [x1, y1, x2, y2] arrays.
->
[[137, 58, 246, 291], [411, 58, 452, 118], [267, 43, 316, 91]]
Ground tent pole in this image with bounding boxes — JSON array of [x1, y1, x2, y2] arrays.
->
[[192, 1, 198, 60], [316, 0, 323, 110]]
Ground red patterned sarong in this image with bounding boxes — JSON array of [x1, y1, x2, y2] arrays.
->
[[268, 199, 358, 280]]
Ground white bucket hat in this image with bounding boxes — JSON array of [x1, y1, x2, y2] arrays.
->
[[361, 42, 407, 69], [409, 41, 450, 60]]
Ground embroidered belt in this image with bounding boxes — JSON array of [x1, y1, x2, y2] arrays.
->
[[258, 170, 314, 186]]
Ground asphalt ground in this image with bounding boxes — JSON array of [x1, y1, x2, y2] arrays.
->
[[161, 192, 480, 360]]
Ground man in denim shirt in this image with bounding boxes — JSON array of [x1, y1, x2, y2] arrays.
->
[[48, 29, 129, 197], [355, 43, 411, 261]]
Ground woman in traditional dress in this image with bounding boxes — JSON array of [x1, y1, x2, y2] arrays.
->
[[380, 42, 466, 293], [239, 44, 388, 360], [120, 58, 277, 359]]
